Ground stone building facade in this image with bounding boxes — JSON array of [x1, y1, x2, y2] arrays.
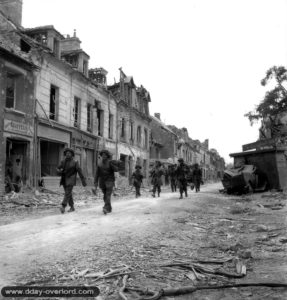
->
[[150, 113, 179, 164], [108, 69, 151, 182]]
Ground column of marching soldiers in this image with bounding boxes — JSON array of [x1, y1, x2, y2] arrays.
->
[[57, 148, 203, 215]]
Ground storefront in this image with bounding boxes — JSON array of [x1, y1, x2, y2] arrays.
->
[[71, 129, 98, 183], [37, 121, 71, 188], [4, 118, 34, 189]]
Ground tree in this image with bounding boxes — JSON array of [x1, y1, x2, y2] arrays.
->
[[245, 66, 287, 126]]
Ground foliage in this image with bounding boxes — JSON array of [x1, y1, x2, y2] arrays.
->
[[245, 66, 287, 125]]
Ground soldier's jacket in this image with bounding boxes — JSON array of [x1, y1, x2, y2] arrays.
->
[[150, 166, 164, 186], [193, 168, 202, 181], [131, 170, 144, 186], [168, 166, 177, 179], [175, 164, 189, 181], [94, 160, 120, 188], [57, 158, 86, 187]]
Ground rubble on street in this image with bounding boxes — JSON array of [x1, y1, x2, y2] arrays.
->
[[2, 183, 286, 300]]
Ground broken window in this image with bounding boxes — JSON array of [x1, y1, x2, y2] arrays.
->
[[32, 32, 47, 45], [64, 54, 78, 68], [6, 73, 16, 109], [49, 85, 59, 120], [73, 97, 81, 128], [97, 109, 104, 136], [121, 118, 126, 138], [137, 126, 142, 145], [108, 114, 114, 139], [53, 38, 60, 58], [20, 39, 31, 53], [144, 128, 148, 149], [87, 104, 92, 132], [130, 121, 134, 142], [83, 60, 88, 76]]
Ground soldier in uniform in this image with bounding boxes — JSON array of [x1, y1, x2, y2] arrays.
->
[[193, 163, 202, 192], [94, 150, 119, 214], [168, 164, 177, 192], [131, 165, 144, 198], [150, 161, 164, 197], [176, 158, 189, 199], [57, 148, 87, 213]]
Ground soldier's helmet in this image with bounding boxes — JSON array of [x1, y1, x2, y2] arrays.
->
[[99, 149, 112, 158], [63, 148, 75, 157]]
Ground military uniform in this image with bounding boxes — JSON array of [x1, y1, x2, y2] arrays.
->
[[57, 148, 87, 213], [193, 164, 202, 192], [131, 165, 144, 197], [94, 150, 119, 214], [150, 162, 164, 197], [176, 159, 189, 199], [168, 164, 177, 192]]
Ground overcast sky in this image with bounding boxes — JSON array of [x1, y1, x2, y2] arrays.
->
[[22, 0, 287, 163]]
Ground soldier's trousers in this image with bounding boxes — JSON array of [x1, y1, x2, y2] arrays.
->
[[170, 179, 177, 192], [100, 181, 114, 212], [62, 185, 74, 208], [178, 180, 187, 197], [194, 179, 201, 192], [152, 184, 161, 196], [134, 183, 141, 197]]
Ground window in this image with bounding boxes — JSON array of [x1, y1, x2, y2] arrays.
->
[[129, 121, 134, 142], [50, 85, 59, 120], [83, 60, 88, 76], [87, 104, 92, 132], [6, 73, 16, 108], [97, 109, 104, 136], [144, 128, 148, 149], [121, 118, 125, 138], [143, 159, 147, 178], [108, 114, 114, 139], [53, 38, 60, 58], [73, 97, 81, 127], [65, 54, 78, 68], [137, 126, 142, 145]]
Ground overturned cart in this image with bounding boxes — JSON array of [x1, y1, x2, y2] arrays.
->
[[222, 165, 268, 194]]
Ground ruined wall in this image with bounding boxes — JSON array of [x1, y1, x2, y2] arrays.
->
[[150, 118, 176, 161], [0, 54, 36, 191], [0, 0, 22, 27]]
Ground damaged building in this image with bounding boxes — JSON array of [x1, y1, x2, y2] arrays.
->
[[0, 2, 37, 195], [0, 0, 117, 191], [108, 69, 151, 183], [150, 113, 179, 165]]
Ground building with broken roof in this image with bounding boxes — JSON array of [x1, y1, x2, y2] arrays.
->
[[108, 69, 151, 183], [150, 113, 179, 165], [0, 0, 118, 190], [0, 0, 38, 195]]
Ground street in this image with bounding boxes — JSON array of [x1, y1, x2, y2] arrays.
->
[[0, 183, 287, 299]]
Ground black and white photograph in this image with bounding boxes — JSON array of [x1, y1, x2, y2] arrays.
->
[[0, 0, 287, 299]]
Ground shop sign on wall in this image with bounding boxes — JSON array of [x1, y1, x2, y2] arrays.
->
[[4, 120, 33, 136]]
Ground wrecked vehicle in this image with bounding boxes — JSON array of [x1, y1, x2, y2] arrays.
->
[[222, 165, 268, 194]]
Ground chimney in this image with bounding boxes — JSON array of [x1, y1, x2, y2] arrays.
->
[[0, 0, 22, 27], [154, 113, 161, 120], [204, 139, 209, 149], [61, 31, 82, 52]]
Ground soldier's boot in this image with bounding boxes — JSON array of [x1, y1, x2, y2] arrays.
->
[[68, 206, 75, 212], [103, 207, 108, 215], [60, 205, 65, 214], [152, 193, 155, 197], [179, 194, 183, 199], [185, 191, 188, 197]]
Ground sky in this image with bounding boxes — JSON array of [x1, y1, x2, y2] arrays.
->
[[22, 0, 287, 163]]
